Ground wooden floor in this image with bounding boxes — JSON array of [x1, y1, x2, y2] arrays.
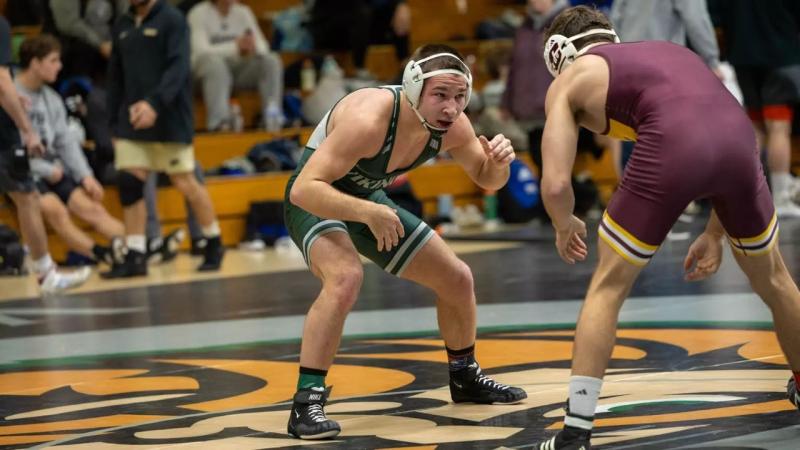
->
[[0, 215, 799, 449]]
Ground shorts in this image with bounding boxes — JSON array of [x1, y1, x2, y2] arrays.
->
[[600, 112, 777, 266], [0, 151, 35, 194], [115, 139, 195, 174], [284, 189, 435, 276], [36, 176, 79, 204], [735, 65, 800, 122]]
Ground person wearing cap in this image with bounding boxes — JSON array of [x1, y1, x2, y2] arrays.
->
[[283, 43, 527, 440]]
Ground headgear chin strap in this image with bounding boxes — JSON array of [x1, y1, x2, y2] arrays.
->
[[543, 28, 620, 77], [402, 52, 472, 132]]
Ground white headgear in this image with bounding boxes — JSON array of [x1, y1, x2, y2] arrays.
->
[[402, 52, 472, 110], [543, 28, 619, 77]]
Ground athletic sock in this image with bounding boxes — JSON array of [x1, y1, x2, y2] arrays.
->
[[32, 254, 55, 278], [297, 366, 327, 390], [772, 172, 792, 202], [201, 221, 220, 238], [566, 375, 603, 431], [446, 344, 475, 373], [126, 235, 146, 254]]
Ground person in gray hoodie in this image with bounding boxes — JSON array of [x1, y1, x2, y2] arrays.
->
[[16, 34, 124, 264]]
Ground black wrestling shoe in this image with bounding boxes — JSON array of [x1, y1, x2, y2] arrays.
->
[[450, 362, 527, 404], [789, 377, 800, 410], [287, 386, 341, 440], [197, 235, 224, 271], [100, 249, 147, 279], [147, 228, 186, 264], [190, 237, 207, 256], [92, 244, 113, 266], [536, 425, 592, 450]]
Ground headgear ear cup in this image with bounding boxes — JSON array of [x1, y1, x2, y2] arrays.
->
[[543, 28, 619, 77], [402, 59, 425, 109]]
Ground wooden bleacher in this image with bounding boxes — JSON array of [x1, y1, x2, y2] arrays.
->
[[13, 0, 799, 263], [194, 127, 313, 170]]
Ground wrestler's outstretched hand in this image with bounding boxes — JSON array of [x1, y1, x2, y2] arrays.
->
[[684, 232, 723, 281], [555, 215, 588, 264], [479, 134, 515, 166]]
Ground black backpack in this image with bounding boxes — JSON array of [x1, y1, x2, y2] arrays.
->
[[0, 224, 26, 275]]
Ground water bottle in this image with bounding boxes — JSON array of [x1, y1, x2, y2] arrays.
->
[[229, 99, 244, 132], [264, 100, 284, 132], [437, 194, 454, 219], [300, 58, 316, 93], [483, 190, 500, 230], [321, 55, 343, 79]]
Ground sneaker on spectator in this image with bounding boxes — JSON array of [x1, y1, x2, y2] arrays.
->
[[40, 266, 91, 294]]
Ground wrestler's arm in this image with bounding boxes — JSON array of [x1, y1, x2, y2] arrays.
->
[[289, 90, 391, 223], [447, 114, 514, 191], [540, 78, 580, 230]]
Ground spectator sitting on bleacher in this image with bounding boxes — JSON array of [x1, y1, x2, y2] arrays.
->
[[188, 0, 284, 132], [42, 0, 125, 201], [42, 0, 127, 83], [308, 0, 409, 80], [15, 34, 124, 265], [4, 0, 45, 27], [0, 17, 90, 293], [502, 0, 568, 161], [473, 46, 528, 153]]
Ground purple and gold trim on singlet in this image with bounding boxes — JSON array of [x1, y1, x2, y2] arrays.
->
[[598, 212, 658, 266], [606, 120, 637, 142], [727, 213, 779, 256]]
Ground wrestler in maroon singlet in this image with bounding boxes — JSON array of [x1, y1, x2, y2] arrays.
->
[[589, 41, 776, 265]]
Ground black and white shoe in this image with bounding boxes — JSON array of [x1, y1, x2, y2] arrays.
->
[[287, 386, 340, 440], [147, 228, 186, 264], [537, 425, 592, 450], [100, 249, 147, 279], [197, 235, 224, 271], [789, 377, 799, 410], [450, 362, 527, 404]]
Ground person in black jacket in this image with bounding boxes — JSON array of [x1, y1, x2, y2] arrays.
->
[[104, 0, 224, 277], [710, 0, 800, 218]]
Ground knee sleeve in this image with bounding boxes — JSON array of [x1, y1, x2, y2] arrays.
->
[[118, 171, 144, 206]]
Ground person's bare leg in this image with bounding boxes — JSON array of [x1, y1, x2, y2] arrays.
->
[[288, 230, 360, 440], [535, 238, 646, 450], [763, 119, 800, 216], [9, 190, 91, 292], [299, 232, 363, 370], [401, 232, 526, 404], [572, 239, 644, 378], [168, 171, 223, 270], [732, 244, 800, 370], [39, 193, 95, 258], [168, 172, 217, 227], [400, 234, 475, 349], [8, 190, 49, 260], [765, 119, 792, 177], [67, 188, 124, 239]]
